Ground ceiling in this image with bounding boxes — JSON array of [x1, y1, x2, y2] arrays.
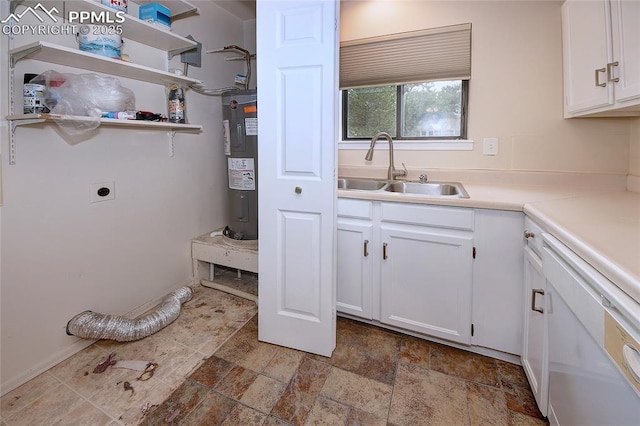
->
[[211, 0, 256, 21]]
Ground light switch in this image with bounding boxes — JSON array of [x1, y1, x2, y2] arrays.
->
[[483, 138, 499, 156]]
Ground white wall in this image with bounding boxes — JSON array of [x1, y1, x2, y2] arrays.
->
[[339, 0, 632, 175], [244, 18, 257, 90], [0, 1, 248, 394], [0, 0, 7, 395]]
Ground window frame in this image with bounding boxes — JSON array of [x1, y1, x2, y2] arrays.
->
[[341, 80, 470, 142]]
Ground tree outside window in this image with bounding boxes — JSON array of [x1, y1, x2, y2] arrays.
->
[[343, 80, 467, 140]]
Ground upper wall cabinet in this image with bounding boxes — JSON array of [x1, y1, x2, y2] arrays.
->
[[562, 0, 640, 118]]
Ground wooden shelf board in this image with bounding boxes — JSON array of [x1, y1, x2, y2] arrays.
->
[[11, 41, 201, 85], [17, 0, 198, 51], [133, 0, 199, 18], [8, 113, 202, 131]]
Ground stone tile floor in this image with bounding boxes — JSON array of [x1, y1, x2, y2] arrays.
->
[[1, 286, 547, 425]]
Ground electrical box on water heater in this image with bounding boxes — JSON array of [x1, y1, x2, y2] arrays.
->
[[222, 90, 258, 240]]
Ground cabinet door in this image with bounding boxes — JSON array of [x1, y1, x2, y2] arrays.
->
[[379, 225, 473, 344], [337, 219, 373, 319], [522, 246, 548, 416], [562, 0, 614, 115], [610, 0, 640, 103], [472, 210, 524, 355]]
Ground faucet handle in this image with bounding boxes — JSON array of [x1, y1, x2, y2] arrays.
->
[[400, 162, 408, 177]]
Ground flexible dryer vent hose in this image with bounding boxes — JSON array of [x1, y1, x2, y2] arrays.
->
[[66, 286, 193, 342]]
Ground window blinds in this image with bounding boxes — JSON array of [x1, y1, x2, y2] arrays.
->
[[340, 23, 471, 89]]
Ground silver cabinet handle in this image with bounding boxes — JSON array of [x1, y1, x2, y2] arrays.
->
[[595, 67, 607, 87], [295, 186, 302, 194], [531, 288, 544, 313], [524, 230, 535, 239], [382, 242, 388, 260], [363, 240, 369, 257], [607, 61, 619, 83]]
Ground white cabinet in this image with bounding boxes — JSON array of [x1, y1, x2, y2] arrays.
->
[[378, 202, 474, 345], [379, 223, 473, 344], [562, 0, 640, 117], [337, 199, 475, 345], [337, 198, 527, 352], [472, 210, 524, 355], [521, 217, 548, 416], [337, 200, 374, 319]]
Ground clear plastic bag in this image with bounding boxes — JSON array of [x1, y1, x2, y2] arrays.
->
[[33, 70, 135, 135]]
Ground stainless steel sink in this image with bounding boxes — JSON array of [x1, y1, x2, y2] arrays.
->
[[384, 181, 470, 198], [337, 178, 388, 191], [337, 178, 470, 199]]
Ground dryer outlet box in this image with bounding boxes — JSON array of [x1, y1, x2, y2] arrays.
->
[[90, 182, 115, 203]]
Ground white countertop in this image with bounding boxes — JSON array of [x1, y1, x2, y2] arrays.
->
[[338, 170, 640, 305], [525, 192, 640, 305], [338, 182, 608, 211]]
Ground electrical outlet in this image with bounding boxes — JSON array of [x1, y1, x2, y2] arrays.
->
[[90, 182, 115, 203], [483, 138, 499, 156]]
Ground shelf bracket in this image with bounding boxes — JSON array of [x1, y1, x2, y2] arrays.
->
[[10, 45, 42, 68], [9, 119, 46, 165], [171, 5, 199, 20], [168, 45, 198, 60], [167, 131, 176, 157]]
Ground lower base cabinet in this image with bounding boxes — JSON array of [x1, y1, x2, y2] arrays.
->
[[336, 218, 373, 319], [379, 222, 473, 345], [521, 216, 549, 416], [472, 209, 525, 354], [522, 245, 548, 416], [337, 198, 524, 353]]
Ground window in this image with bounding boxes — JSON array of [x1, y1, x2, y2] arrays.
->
[[340, 23, 471, 142], [342, 80, 468, 140]]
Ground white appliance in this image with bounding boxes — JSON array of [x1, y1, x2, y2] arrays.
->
[[222, 90, 258, 240], [543, 234, 640, 426]]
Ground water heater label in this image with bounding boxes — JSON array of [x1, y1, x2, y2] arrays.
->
[[222, 120, 231, 155], [228, 158, 255, 190], [245, 118, 258, 136]]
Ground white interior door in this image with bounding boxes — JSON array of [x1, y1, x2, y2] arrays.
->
[[257, 0, 338, 357]]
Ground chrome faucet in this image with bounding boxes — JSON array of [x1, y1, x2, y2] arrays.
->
[[365, 131, 407, 181]]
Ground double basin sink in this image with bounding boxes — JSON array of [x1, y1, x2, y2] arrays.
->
[[337, 178, 469, 199]]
